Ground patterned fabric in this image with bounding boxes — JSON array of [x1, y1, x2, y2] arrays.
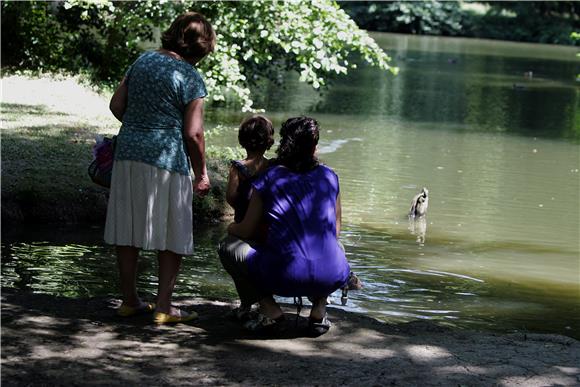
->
[[115, 51, 207, 176], [246, 164, 350, 298]]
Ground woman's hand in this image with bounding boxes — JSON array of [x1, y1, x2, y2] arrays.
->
[[193, 174, 211, 197]]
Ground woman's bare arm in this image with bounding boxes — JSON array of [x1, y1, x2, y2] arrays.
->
[[225, 166, 240, 208], [183, 98, 210, 196], [109, 78, 128, 122]]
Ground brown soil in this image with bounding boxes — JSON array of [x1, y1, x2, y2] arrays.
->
[[2, 289, 579, 386]]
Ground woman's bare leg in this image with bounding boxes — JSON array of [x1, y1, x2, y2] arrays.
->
[[156, 250, 182, 314], [116, 246, 141, 306], [309, 297, 327, 321], [258, 295, 283, 319]]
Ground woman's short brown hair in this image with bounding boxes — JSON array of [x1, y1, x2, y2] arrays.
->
[[238, 115, 275, 152], [161, 12, 216, 61]]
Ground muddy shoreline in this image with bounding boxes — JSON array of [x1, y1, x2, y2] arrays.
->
[[2, 288, 579, 386]]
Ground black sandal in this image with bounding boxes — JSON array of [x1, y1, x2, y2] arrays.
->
[[243, 314, 286, 333], [226, 306, 256, 322], [308, 314, 332, 337]]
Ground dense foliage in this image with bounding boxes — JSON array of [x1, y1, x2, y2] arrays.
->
[[341, 1, 465, 36], [341, 1, 580, 45], [1, 0, 397, 111], [572, 32, 580, 81]]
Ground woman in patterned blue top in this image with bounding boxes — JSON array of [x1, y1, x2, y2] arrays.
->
[[104, 12, 215, 324]]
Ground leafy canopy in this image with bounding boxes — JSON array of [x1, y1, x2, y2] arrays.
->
[[1, 0, 397, 111]]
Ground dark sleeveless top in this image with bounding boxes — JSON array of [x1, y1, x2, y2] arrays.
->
[[230, 160, 255, 223]]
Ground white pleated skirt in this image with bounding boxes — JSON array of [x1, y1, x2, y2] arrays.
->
[[104, 160, 193, 255]]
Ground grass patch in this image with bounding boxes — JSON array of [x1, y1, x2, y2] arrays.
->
[[1, 76, 230, 225], [2, 103, 106, 197]]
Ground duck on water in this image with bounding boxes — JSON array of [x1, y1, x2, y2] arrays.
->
[[409, 187, 429, 218]]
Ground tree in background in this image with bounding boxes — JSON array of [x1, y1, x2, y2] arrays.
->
[[469, 1, 579, 44], [341, 1, 465, 36], [1, 0, 397, 112], [341, 1, 579, 45]]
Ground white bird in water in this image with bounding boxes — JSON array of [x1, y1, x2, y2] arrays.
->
[[409, 187, 429, 218]]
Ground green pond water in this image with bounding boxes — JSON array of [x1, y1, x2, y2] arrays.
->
[[2, 33, 579, 338]]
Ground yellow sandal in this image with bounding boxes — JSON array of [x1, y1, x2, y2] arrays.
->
[[116, 302, 156, 317], [154, 310, 198, 324]]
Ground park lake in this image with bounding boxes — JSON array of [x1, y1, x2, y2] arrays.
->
[[2, 33, 579, 338]]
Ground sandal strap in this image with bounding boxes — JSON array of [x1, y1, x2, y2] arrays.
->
[[227, 306, 255, 322], [243, 314, 285, 332], [117, 302, 156, 317], [308, 314, 332, 336]]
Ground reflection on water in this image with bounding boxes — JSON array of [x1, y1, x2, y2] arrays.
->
[[338, 225, 579, 337], [1, 225, 237, 302], [2, 34, 579, 339], [2, 223, 578, 338], [408, 217, 427, 244], [2, 211, 579, 340], [243, 34, 579, 141]]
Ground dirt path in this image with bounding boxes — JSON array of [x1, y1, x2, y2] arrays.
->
[[2, 289, 579, 386]]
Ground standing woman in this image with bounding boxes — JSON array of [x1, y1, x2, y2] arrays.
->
[[105, 12, 216, 324]]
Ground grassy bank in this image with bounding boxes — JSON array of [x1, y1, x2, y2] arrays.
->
[[1, 75, 230, 226]]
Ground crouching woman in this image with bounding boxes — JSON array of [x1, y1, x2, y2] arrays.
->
[[218, 116, 350, 335]]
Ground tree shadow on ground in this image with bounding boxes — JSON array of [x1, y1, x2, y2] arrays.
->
[[1, 103, 71, 121], [2, 288, 579, 386]]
